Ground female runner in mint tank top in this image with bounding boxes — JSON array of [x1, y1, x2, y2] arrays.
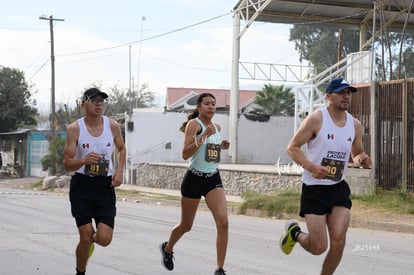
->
[[160, 93, 230, 275]]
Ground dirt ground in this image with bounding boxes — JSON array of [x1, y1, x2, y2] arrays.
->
[[350, 200, 414, 233], [1, 177, 413, 234]]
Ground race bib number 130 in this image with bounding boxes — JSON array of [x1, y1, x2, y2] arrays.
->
[[205, 143, 221, 163]]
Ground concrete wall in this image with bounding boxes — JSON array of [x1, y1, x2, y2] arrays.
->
[[125, 110, 294, 171], [125, 109, 293, 183], [125, 110, 375, 195], [134, 163, 374, 196]]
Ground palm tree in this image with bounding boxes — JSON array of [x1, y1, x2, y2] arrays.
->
[[253, 84, 295, 116]]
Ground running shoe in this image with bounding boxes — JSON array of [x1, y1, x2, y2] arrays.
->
[[279, 219, 300, 255], [160, 242, 174, 271], [87, 242, 95, 259], [214, 268, 226, 275]]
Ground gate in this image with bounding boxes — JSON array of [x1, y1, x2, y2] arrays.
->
[[350, 79, 414, 192]]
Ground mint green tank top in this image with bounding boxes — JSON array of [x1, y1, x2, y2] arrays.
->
[[189, 118, 221, 173]]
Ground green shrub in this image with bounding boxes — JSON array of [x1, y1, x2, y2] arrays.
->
[[239, 190, 300, 217], [351, 188, 414, 214]]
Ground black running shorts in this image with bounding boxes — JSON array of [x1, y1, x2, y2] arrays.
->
[[69, 173, 116, 228], [181, 168, 224, 199], [299, 180, 352, 217]]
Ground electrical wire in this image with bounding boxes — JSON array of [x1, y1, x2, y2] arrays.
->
[[28, 58, 49, 81], [293, 11, 368, 25], [140, 49, 230, 72], [57, 11, 232, 57]]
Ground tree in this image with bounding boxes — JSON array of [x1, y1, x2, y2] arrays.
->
[[41, 81, 157, 175], [41, 134, 65, 174], [0, 66, 38, 132], [378, 32, 414, 80], [134, 83, 155, 108], [253, 84, 295, 116], [289, 25, 360, 74], [51, 83, 157, 132], [289, 20, 414, 81], [105, 83, 155, 116], [106, 84, 130, 116]]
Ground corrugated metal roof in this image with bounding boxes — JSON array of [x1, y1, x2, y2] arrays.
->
[[0, 129, 30, 136], [234, 0, 414, 31]]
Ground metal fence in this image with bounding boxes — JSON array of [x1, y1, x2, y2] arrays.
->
[[349, 79, 414, 192]]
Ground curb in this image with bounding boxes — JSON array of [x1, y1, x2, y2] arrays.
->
[[117, 189, 414, 234], [350, 220, 414, 234], [1, 177, 413, 234]]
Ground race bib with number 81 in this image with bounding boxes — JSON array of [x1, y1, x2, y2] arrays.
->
[[84, 157, 109, 177]]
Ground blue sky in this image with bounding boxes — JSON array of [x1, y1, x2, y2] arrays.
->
[[0, 0, 301, 111]]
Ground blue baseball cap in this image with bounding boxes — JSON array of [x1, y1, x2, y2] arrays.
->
[[325, 78, 357, 94]]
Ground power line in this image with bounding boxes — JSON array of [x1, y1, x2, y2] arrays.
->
[[28, 58, 50, 81], [57, 11, 232, 57], [25, 42, 49, 70], [141, 49, 230, 72], [293, 11, 368, 25], [57, 52, 124, 64]]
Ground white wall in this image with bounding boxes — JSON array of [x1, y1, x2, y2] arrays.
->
[[238, 116, 294, 164], [126, 111, 186, 169], [125, 109, 294, 170]]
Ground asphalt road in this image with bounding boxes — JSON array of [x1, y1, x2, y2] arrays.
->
[[1, 188, 413, 275]]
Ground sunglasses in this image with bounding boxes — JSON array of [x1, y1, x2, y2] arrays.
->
[[87, 97, 108, 105]]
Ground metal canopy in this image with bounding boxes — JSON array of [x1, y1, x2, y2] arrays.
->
[[233, 0, 414, 31], [228, 0, 414, 164]]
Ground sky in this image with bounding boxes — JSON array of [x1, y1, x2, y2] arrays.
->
[[0, 0, 302, 112]]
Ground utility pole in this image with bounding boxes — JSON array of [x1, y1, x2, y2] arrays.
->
[[337, 27, 343, 72], [136, 16, 145, 107], [40, 15, 64, 175]]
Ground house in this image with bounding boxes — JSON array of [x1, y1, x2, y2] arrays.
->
[[0, 129, 65, 178], [165, 87, 258, 112]]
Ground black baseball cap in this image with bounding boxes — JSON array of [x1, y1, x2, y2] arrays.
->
[[82, 88, 108, 103]]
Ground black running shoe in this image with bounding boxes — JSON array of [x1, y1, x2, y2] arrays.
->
[[214, 268, 226, 275], [160, 242, 174, 271]]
